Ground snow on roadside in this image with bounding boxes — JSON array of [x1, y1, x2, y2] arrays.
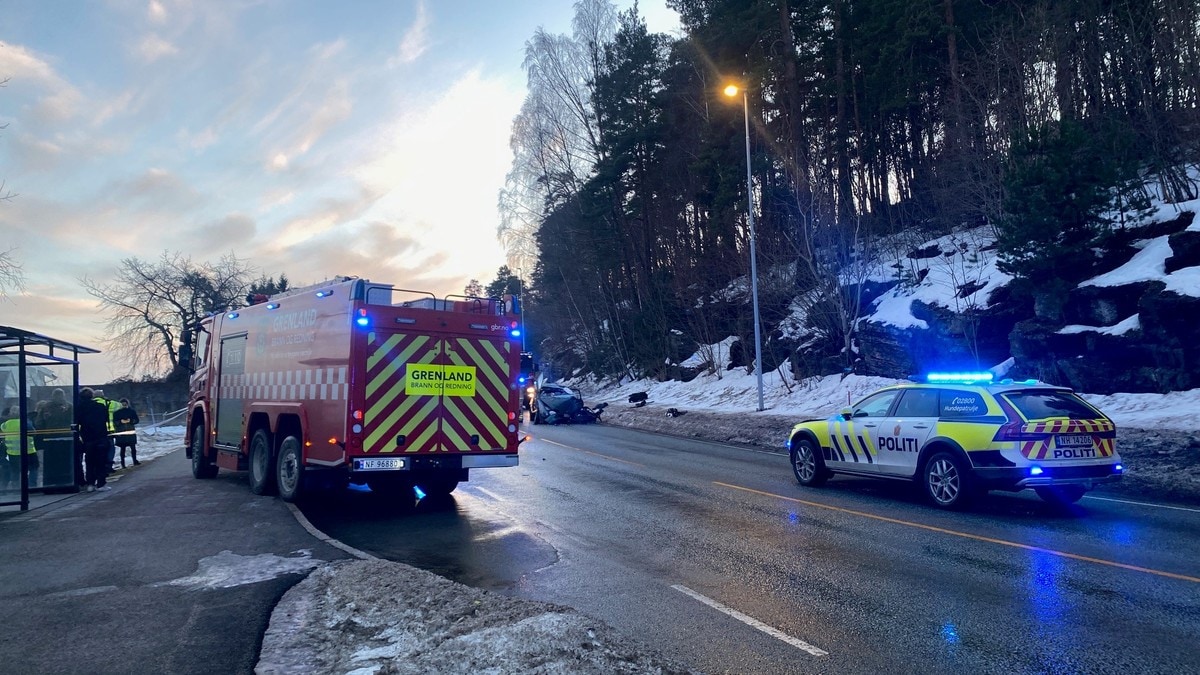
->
[[578, 368, 1200, 432]]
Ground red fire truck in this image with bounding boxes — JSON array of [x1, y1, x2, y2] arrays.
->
[[183, 276, 524, 502]]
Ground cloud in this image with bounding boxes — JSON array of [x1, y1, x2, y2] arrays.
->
[[0, 41, 84, 122], [91, 90, 139, 127], [148, 0, 167, 23], [4, 131, 122, 176], [268, 187, 383, 250], [388, 1, 431, 67], [184, 214, 257, 255], [252, 43, 354, 171], [135, 34, 179, 62], [255, 220, 459, 293], [350, 69, 520, 286], [178, 125, 219, 151]]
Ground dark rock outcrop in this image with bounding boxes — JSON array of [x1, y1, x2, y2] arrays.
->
[[1165, 229, 1200, 274]]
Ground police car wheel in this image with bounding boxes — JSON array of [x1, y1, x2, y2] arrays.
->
[[1034, 485, 1086, 505], [923, 451, 972, 509], [790, 438, 828, 487], [248, 430, 277, 496]]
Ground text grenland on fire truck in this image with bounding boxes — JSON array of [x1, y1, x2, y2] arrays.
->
[[181, 276, 526, 502]]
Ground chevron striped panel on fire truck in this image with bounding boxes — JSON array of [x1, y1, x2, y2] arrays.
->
[[365, 332, 442, 454], [441, 336, 512, 451]]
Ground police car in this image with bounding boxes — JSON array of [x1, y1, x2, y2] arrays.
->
[[786, 373, 1124, 509]]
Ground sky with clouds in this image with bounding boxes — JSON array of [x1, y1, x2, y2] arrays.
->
[[0, 0, 679, 384]]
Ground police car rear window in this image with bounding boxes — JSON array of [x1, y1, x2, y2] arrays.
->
[[938, 389, 987, 418], [1003, 390, 1099, 420]]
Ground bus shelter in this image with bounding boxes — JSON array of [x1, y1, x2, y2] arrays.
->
[[0, 325, 100, 511]]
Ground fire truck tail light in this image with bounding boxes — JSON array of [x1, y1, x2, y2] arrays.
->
[[508, 411, 516, 421], [353, 410, 363, 421], [356, 308, 370, 327], [304, 440, 312, 447]]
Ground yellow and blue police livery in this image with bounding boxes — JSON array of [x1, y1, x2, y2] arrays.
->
[[786, 373, 1124, 509]]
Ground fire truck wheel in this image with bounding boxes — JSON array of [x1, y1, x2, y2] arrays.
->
[[249, 430, 277, 496], [190, 425, 217, 479], [419, 475, 460, 497], [276, 436, 305, 503]]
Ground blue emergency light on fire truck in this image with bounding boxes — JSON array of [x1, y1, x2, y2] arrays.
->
[[183, 276, 526, 502]]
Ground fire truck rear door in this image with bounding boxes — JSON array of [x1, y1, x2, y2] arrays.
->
[[363, 330, 443, 455], [441, 336, 513, 452]]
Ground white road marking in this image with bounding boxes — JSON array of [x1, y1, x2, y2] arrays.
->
[[473, 487, 506, 503], [1083, 494, 1200, 513], [671, 584, 828, 657]]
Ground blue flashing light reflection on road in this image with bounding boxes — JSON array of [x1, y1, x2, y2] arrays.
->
[[1030, 465, 1044, 476], [413, 485, 427, 501], [940, 622, 960, 645]]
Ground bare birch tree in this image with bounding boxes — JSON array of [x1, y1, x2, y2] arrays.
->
[[81, 251, 254, 379]]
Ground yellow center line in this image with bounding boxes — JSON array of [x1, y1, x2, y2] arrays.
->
[[540, 439, 646, 467], [715, 482, 1200, 584]]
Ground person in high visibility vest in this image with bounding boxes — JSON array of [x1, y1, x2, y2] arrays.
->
[[93, 390, 121, 473], [1, 406, 40, 489]]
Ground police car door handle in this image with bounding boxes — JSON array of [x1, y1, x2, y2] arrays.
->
[[912, 424, 930, 429], [862, 422, 878, 428]]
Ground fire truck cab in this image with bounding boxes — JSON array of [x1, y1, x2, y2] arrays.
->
[[183, 276, 524, 502]]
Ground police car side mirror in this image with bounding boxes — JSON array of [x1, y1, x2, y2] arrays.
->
[[840, 408, 853, 420]]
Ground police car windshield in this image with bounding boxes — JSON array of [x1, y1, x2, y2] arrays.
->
[[1003, 390, 1099, 420]]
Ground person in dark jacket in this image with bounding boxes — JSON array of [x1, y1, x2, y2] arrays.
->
[[112, 398, 140, 468], [75, 388, 112, 492]]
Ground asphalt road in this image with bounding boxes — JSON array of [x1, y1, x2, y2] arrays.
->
[[0, 450, 353, 675], [305, 421, 1200, 675]]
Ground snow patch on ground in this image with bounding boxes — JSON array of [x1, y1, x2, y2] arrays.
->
[[257, 559, 694, 675], [155, 550, 323, 590]]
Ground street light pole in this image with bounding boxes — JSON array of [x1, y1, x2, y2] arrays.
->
[[728, 85, 766, 412], [516, 270, 526, 352]]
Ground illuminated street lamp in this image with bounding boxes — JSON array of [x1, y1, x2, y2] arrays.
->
[[724, 83, 765, 412]]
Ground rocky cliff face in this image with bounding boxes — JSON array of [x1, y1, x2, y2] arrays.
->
[[845, 212, 1199, 392]]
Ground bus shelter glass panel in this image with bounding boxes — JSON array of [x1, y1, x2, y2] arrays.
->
[[1, 362, 81, 494]]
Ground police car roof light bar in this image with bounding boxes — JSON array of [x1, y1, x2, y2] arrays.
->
[[925, 372, 994, 384]]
